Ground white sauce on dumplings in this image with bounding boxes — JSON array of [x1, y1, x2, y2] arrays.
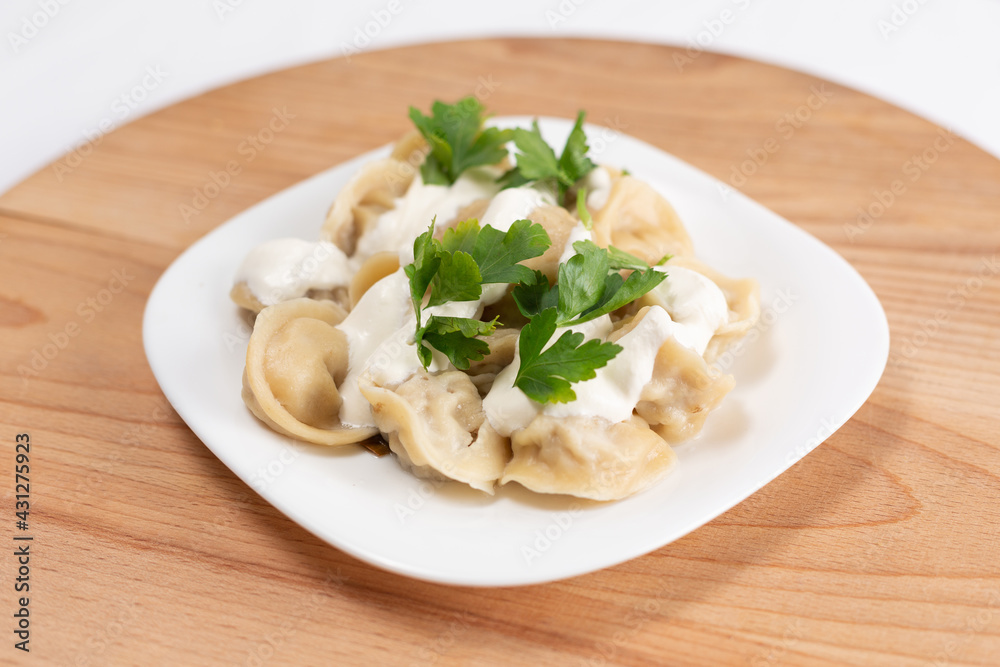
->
[[234, 238, 354, 306], [334, 269, 414, 426], [358, 167, 502, 264], [235, 157, 734, 440], [483, 310, 675, 437], [479, 184, 555, 231], [584, 166, 612, 211], [647, 265, 728, 356], [558, 221, 594, 265], [334, 269, 484, 427]]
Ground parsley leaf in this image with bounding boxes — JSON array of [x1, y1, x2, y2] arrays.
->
[[500, 111, 597, 204], [513, 308, 622, 403], [511, 270, 558, 319], [507, 120, 560, 183], [576, 186, 592, 229], [419, 316, 497, 370], [440, 218, 550, 285], [558, 111, 597, 187], [473, 218, 550, 284], [405, 218, 552, 371], [404, 222, 441, 325], [556, 241, 610, 324], [427, 251, 481, 307], [555, 240, 665, 324], [408, 98, 513, 185], [575, 268, 666, 325], [573, 240, 650, 271]]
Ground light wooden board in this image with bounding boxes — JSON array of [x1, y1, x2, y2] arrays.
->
[[1, 38, 999, 666]]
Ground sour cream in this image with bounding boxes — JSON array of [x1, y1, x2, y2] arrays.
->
[[335, 269, 484, 427], [233, 238, 353, 307], [356, 167, 501, 264], [479, 184, 555, 231], [483, 309, 675, 436], [557, 220, 594, 265], [645, 265, 728, 356], [583, 166, 612, 211]]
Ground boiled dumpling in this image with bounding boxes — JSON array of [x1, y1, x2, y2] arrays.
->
[[634, 332, 735, 444], [590, 175, 694, 263], [242, 298, 378, 445], [502, 414, 676, 501], [360, 371, 511, 494], [665, 256, 761, 363], [321, 157, 419, 256]]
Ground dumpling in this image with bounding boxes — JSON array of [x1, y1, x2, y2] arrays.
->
[[634, 333, 735, 444], [348, 251, 399, 308], [320, 130, 429, 255], [320, 157, 418, 256], [521, 205, 580, 282], [502, 414, 676, 501], [464, 327, 520, 396], [230, 238, 354, 314], [360, 371, 511, 494], [590, 175, 694, 263], [242, 298, 378, 445], [665, 256, 760, 363]]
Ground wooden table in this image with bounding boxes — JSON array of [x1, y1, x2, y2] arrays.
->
[[2, 38, 999, 666]]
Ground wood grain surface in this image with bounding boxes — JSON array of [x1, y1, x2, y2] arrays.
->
[[2, 38, 999, 666]]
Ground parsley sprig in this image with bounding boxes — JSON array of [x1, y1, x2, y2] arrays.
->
[[401, 109, 667, 405], [512, 241, 666, 326], [405, 218, 550, 370], [499, 111, 596, 205], [408, 98, 513, 186], [406, 222, 667, 403], [508, 241, 667, 403]]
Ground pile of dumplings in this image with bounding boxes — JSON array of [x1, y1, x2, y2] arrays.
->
[[233, 130, 760, 501]]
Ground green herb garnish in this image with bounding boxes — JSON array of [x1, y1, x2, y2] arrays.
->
[[405, 219, 550, 370], [499, 111, 596, 205], [508, 241, 666, 403], [408, 98, 513, 186], [511, 308, 623, 404]]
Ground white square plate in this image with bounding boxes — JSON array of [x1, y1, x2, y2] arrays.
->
[[143, 117, 889, 586]]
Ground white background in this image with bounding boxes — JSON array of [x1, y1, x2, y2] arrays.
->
[[2, 0, 999, 195]]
